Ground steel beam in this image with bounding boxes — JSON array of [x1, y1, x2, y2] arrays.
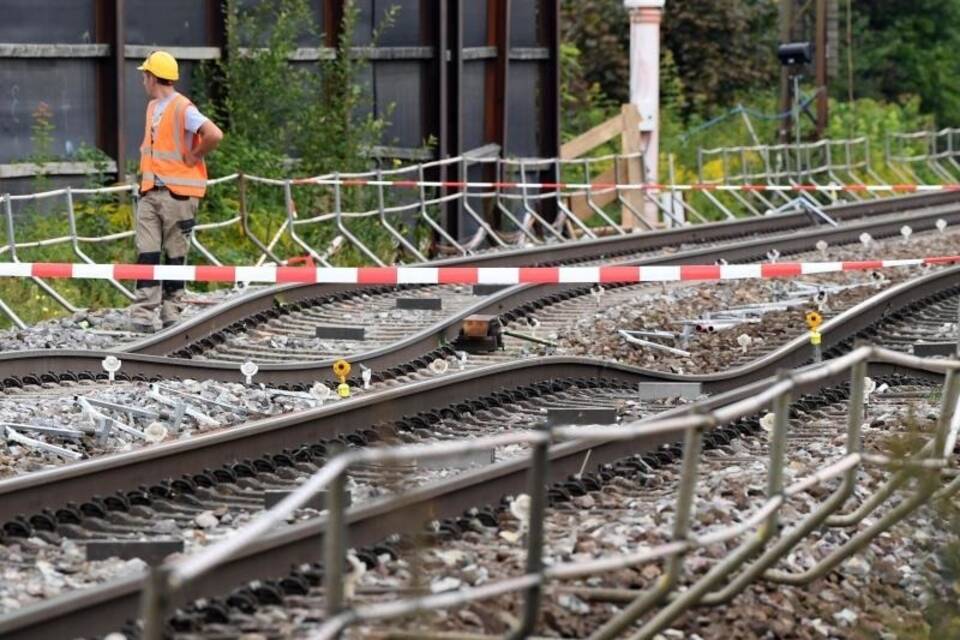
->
[[94, 0, 125, 181], [324, 0, 345, 48], [485, 0, 511, 231], [539, 0, 561, 223], [444, 0, 464, 241]]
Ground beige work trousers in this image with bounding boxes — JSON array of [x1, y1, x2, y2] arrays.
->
[[128, 189, 199, 328]]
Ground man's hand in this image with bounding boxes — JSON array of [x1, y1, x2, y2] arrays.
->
[[183, 121, 223, 167], [183, 149, 201, 167]]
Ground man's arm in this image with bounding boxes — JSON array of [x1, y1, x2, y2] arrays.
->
[[184, 120, 223, 167]]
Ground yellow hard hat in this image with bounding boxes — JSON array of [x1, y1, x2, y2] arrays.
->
[[137, 50, 179, 81]]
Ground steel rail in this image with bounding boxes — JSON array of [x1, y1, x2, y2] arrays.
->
[[119, 190, 960, 359], [0, 353, 947, 640], [1, 266, 959, 638], [2, 198, 960, 388]]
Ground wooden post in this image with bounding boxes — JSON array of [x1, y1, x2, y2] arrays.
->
[[620, 103, 644, 229]]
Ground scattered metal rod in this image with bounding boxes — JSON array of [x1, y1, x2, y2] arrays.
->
[[153, 383, 250, 415], [4, 427, 83, 460], [0, 422, 84, 440], [146, 388, 217, 427], [79, 395, 187, 432], [258, 384, 327, 403], [78, 396, 161, 421], [76, 397, 148, 440], [618, 330, 692, 357], [502, 330, 558, 348]]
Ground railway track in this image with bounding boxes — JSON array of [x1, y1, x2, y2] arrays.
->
[[1, 193, 960, 394], [0, 257, 958, 638], [0, 192, 957, 638], [1, 218, 957, 477], [168, 377, 943, 639]]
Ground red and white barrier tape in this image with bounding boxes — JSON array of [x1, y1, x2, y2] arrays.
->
[[3, 257, 959, 285], [300, 178, 960, 194]]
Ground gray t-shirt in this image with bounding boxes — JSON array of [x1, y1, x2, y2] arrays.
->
[[151, 92, 209, 186]]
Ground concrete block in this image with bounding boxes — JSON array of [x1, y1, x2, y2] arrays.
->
[[86, 539, 184, 565], [637, 382, 703, 401], [397, 298, 443, 311], [914, 342, 957, 358], [413, 449, 496, 470], [315, 325, 365, 340], [263, 489, 352, 510], [547, 407, 618, 426]]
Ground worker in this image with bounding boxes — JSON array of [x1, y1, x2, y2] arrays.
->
[[129, 50, 223, 332]]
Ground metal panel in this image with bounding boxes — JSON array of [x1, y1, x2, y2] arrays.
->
[[0, 59, 97, 164], [125, 0, 209, 46], [463, 62, 487, 150], [510, 0, 538, 47], [462, 0, 490, 48], [375, 62, 425, 147], [0, 0, 560, 197], [351, 0, 375, 45], [505, 63, 538, 157], [232, 0, 325, 46], [0, 0, 95, 43], [376, 0, 423, 46]]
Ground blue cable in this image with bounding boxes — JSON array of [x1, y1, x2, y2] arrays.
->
[[679, 88, 825, 142]]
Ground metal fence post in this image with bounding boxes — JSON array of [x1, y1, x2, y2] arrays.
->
[[628, 382, 792, 639], [376, 167, 427, 262], [0, 194, 26, 327], [140, 565, 173, 640], [333, 172, 386, 266], [519, 160, 565, 241], [592, 418, 706, 640], [510, 428, 551, 639], [283, 179, 332, 267], [3, 191, 77, 313], [705, 360, 868, 603], [66, 186, 135, 299], [774, 365, 960, 586], [324, 446, 348, 634], [239, 173, 282, 264], [418, 163, 468, 254]]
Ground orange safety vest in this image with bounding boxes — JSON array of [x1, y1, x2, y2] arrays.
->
[[139, 94, 208, 198]]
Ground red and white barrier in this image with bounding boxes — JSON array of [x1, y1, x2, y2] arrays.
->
[[2, 257, 958, 285]]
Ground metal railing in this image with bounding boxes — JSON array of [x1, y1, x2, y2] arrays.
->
[[0, 150, 732, 327], [886, 128, 960, 184], [141, 343, 960, 639], [2, 127, 957, 327], [697, 136, 890, 216]]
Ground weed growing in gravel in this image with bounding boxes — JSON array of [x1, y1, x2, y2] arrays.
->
[[870, 400, 960, 638]]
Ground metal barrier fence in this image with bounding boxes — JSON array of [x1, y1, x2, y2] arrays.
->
[[696, 137, 892, 217], [0, 151, 725, 327], [141, 344, 960, 640], [0, 129, 955, 327], [886, 128, 960, 185]]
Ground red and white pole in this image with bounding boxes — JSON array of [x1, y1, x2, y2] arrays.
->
[[625, 0, 665, 229]]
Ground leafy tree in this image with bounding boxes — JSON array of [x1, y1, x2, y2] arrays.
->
[[560, 0, 630, 104], [661, 0, 777, 117], [561, 0, 778, 120], [836, 0, 960, 126]]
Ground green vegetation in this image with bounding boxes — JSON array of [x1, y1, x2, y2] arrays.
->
[[559, 0, 950, 218]]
